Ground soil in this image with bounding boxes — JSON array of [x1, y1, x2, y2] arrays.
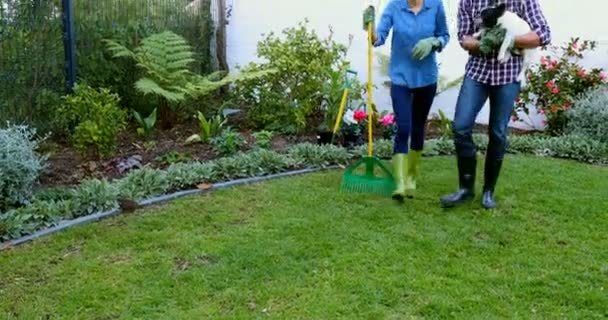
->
[[38, 119, 530, 189]]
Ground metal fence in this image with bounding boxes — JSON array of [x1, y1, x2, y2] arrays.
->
[[0, 0, 226, 131]]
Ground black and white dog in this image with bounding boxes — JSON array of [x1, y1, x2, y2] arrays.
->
[[475, 3, 538, 86]]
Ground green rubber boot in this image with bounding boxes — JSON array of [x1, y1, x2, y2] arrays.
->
[[405, 150, 422, 197], [392, 154, 408, 201]]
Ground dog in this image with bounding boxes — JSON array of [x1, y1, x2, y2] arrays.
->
[[475, 3, 539, 86]]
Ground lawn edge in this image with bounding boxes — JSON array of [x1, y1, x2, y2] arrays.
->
[[1, 166, 338, 251]]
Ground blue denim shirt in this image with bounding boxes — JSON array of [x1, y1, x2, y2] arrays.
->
[[375, 0, 450, 88]]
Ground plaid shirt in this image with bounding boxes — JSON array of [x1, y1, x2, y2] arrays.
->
[[458, 0, 552, 85]]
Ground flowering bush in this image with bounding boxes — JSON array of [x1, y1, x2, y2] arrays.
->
[[514, 38, 607, 135], [378, 112, 396, 139]]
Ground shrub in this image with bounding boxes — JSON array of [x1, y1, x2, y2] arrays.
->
[[515, 38, 607, 135], [117, 167, 170, 201], [72, 179, 119, 216], [247, 149, 297, 175], [233, 20, 351, 133], [55, 84, 127, 158], [253, 131, 274, 150], [0, 125, 47, 211], [565, 86, 608, 143], [211, 129, 245, 156]]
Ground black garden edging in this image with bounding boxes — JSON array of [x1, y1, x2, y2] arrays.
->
[[0, 167, 337, 251]]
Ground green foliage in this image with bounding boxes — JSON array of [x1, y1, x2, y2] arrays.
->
[[252, 131, 274, 149], [117, 167, 170, 201], [106, 31, 273, 128], [478, 26, 507, 55], [565, 86, 608, 143], [155, 151, 193, 166], [431, 109, 454, 139], [0, 125, 47, 211], [71, 179, 119, 216], [288, 143, 352, 168], [233, 20, 351, 133], [186, 111, 227, 144], [166, 162, 215, 190], [211, 129, 245, 156], [516, 38, 607, 135], [133, 108, 157, 138], [56, 84, 127, 158]]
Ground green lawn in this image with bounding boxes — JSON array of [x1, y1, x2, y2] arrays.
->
[[1, 156, 607, 319]]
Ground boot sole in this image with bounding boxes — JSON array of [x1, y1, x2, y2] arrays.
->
[[440, 196, 474, 208]]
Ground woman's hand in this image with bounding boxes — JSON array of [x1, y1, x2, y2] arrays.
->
[[461, 36, 481, 54]]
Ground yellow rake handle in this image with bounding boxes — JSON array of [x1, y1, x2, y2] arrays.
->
[[332, 88, 350, 135], [367, 22, 374, 157]]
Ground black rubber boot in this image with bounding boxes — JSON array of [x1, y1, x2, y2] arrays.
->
[[440, 156, 477, 208], [481, 158, 503, 209]]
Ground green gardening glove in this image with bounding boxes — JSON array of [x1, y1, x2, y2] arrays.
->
[[363, 5, 375, 31], [412, 37, 441, 60]]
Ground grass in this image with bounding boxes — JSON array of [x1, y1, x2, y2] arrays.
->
[[1, 156, 607, 319]]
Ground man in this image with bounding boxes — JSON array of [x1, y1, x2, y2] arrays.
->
[[440, 0, 551, 209]]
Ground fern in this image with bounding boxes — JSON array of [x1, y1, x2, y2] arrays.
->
[[105, 31, 275, 128]]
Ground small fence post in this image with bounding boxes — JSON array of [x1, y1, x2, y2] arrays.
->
[[62, 0, 76, 93]]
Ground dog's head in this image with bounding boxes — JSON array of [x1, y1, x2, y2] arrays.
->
[[480, 3, 506, 28]]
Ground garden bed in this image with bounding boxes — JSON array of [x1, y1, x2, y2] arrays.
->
[[37, 120, 523, 188]]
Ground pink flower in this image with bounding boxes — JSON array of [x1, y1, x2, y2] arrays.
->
[[354, 110, 367, 122], [601, 72, 607, 80], [572, 42, 578, 49], [380, 114, 395, 126], [552, 87, 560, 94], [547, 64, 556, 71], [546, 80, 555, 88], [539, 108, 545, 115], [578, 69, 586, 77]]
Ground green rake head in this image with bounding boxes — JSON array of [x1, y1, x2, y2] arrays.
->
[[340, 156, 394, 196]]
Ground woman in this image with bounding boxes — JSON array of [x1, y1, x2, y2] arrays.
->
[[365, 0, 450, 200]]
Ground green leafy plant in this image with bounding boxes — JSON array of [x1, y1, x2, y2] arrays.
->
[[166, 162, 216, 190], [117, 167, 170, 201], [515, 38, 607, 135], [186, 111, 227, 144], [133, 108, 157, 138], [565, 85, 608, 143], [233, 20, 351, 133], [55, 84, 127, 158], [105, 31, 273, 129], [211, 129, 245, 156], [253, 130, 274, 149], [155, 151, 193, 165], [0, 125, 47, 211], [288, 143, 352, 168], [71, 179, 119, 216]]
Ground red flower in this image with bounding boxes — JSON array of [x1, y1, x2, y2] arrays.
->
[[552, 87, 560, 94], [563, 101, 572, 109], [354, 110, 367, 122], [546, 80, 555, 88]]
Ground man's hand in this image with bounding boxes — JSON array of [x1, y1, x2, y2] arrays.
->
[[461, 36, 481, 54]]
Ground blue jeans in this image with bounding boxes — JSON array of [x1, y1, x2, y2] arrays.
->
[[391, 83, 437, 154], [453, 77, 520, 160]]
